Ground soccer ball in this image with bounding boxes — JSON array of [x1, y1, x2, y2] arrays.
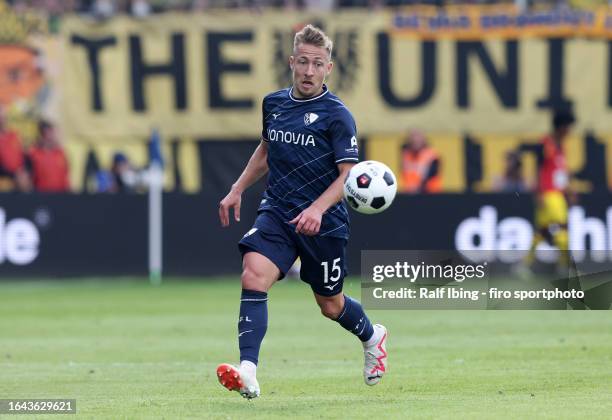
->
[[343, 161, 397, 214]]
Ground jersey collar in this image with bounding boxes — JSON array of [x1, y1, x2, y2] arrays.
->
[[289, 84, 329, 102]]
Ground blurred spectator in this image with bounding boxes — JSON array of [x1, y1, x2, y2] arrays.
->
[[95, 168, 114, 192], [0, 106, 29, 192], [26, 120, 70, 192], [91, 0, 117, 19], [492, 150, 530, 193], [130, 0, 152, 17], [191, 0, 209, 10], [6, 0, 605, 15], [7, 0, 600, 15], [400, 129, 442, 193], [96, 152, 147, 193], [111, 152, 145, 192], [304, 0, 335, 11], [336, 0, 366, 7]]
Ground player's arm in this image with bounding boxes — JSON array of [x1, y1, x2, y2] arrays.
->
[[219, 140, 269, 227], [289, 162, 354, 236]]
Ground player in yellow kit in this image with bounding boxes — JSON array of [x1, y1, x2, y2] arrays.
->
[[524, 109, 576, 275]]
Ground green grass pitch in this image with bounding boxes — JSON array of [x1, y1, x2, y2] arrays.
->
[[1, 277, 611, 419]]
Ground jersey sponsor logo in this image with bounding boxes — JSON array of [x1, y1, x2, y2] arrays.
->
[[304, 112, 319, 126], [267, 129, 316, 147]]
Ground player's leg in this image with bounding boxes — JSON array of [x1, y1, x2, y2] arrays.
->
[[519, 194, 547, 278], [547, 193, 570, 274], [552, 224, 569, 272], [313, 291, 388, 385], [217, 252, 279, 399], [298, 236, 388, 386], [524, 230, 544, 267], [238, 251, 279, 364], [314, 292, 373, 342], [527, 192, 569, 274], [217, 212, 297, 399]]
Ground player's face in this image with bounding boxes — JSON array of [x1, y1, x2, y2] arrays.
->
[[289, 43, 333, 99]]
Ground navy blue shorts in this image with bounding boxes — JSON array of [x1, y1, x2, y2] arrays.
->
[[238, 211, 348, 296]]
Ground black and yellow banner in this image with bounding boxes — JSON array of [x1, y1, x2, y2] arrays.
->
[[59, 11, 612, 144], [2, 8, 610, 192]]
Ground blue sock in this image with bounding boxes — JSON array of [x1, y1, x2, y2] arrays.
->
[[335, 295, 374, 342], [238, 289, 268, 365]]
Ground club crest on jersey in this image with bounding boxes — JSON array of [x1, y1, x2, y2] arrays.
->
[[304, 112, 319, 126]]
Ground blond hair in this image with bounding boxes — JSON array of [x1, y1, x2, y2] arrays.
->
[[293, 24, 333, 59]]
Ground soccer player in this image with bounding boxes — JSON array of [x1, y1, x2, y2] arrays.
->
[[216, 25, 388, 399], [523, 108, 576, 275]]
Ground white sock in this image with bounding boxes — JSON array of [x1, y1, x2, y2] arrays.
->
[[240, 360, 257, 376], [363, 325, 380, 347]]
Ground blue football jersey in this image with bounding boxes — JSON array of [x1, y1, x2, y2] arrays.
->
[[258, 85, 359, 239]]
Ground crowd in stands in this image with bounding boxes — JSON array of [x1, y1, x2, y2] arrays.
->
[[0, 109, 152, 193], [4, 0, 608, 20], [0, 105, 603, 195], [0, 107, 69, 193], [0, 1, 606, 194]]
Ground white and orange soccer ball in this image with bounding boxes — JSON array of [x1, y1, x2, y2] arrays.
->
[[343, 160, 397, 214]]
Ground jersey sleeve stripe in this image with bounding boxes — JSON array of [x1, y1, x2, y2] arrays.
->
[[335, 157, 359, 163]]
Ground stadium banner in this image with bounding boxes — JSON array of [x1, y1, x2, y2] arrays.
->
[[0, 4, 60, 145], [0, 192, 611, 278], [389, 6, 612, 39], [58, 11, 612, 144]]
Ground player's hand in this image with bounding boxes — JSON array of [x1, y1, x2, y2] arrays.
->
[[289, 205, 323, 236], [219, 189, 242, 227]]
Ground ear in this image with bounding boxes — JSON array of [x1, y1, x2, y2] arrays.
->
[[289, 55, 295, 71], [326, 61, 333, 77]]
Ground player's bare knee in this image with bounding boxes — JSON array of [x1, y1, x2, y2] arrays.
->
[[318, 300, 343, 319], [241, 267, 268, 292]]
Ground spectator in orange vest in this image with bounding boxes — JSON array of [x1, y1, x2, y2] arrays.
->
[[0, 106, 29, 191], [400, 129, 441, 193], [26, 120, 70, 193]]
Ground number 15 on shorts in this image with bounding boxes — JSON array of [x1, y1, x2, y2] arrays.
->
[[321, 258, 341, 283]]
